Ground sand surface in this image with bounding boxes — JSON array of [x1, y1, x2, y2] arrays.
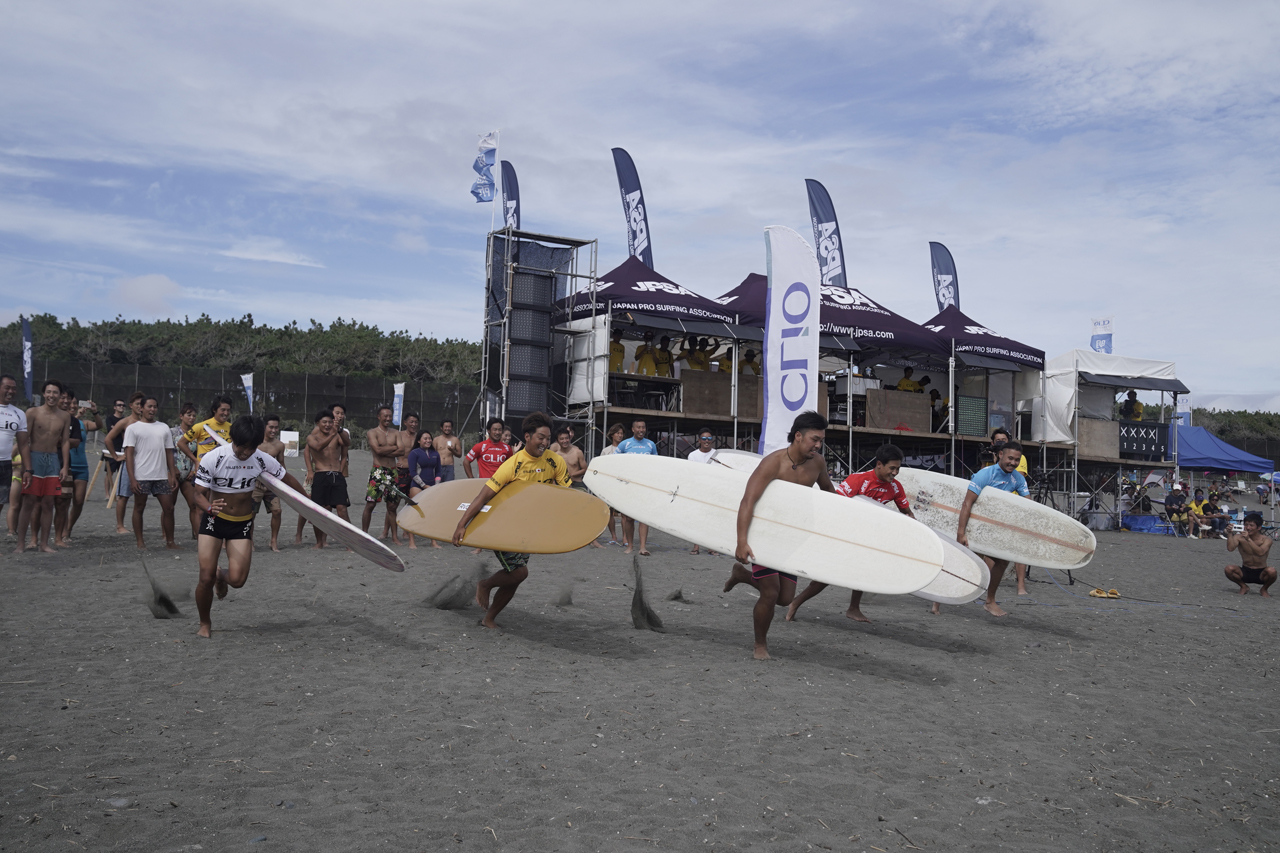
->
[[3, 451, 1278, 851]]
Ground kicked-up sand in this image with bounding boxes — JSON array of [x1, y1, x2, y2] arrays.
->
[[3, 455, 1278, 850]]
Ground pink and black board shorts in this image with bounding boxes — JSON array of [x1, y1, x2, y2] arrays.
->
[[751, 564, 797, 584]]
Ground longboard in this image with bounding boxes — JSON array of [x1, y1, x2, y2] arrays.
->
[[852, 496, 988, 604], [207, 432, 404, 572], [396, 480, 610, 554], [585, 454, 943, 595], [894, 468, 1095, 570]]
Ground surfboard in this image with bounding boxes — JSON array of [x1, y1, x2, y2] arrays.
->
[[585, 454, 944, 595], [851, 496, 988, 604], [893, 468, 1096, 570], [395, 480, 610, 553], [206, 431, 405, 572]]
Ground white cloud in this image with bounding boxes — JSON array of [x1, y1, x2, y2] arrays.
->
[[113, 273, 182, 316], [220, 237, 324, 267]]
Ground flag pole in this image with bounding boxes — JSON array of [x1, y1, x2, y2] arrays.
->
[[489, 130, 500, 234]]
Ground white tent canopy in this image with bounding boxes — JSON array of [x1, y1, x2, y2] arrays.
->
[[1033, 349, 1189, 444]]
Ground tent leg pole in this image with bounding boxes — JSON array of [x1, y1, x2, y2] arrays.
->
[[948, 341, 956, 477]]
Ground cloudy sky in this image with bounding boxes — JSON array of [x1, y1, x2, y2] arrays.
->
[[2, 1, 1277, 405]]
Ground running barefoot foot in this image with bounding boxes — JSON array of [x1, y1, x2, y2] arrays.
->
[[724, 562, 752, 593], [470, 547, 482, 555], [166, 541, 182, 550], [984, 601, 1008, 617], [845, 606, 871, 623], [215, 567, 229, 600], [480, 615, 499, 629], [752, 644, 772, 661], [196, 623, 211, 638], [784, 600, 801, 622], [475, 580, 493, 611], [929, 602, 941, 615]]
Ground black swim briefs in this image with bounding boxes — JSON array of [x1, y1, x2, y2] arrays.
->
[[1240, 566, 1271, 585], [200, 513, 254, 541]]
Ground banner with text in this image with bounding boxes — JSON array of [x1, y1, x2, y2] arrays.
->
[[241, 373, 254, 413], [804, 179, 847, 290], [500, 160, 520, 229], [1090, 316, 1114, 354], [470, 131, 498, 203], [929, 241, 960, 312], [21, 315, 32, 401], [761, 226, 821, 455], [611, 147, 654, 269], [392, 382, 406, 427]]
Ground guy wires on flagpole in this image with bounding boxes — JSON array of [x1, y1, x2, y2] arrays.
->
[[760, 226, 821, 455]]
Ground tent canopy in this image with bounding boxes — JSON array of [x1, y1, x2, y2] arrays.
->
[[558, 256, 736, 324], [1079, 372, 1189, 394], [716, 274, 947, 363], [1175, 426, 1274, 474], [921, 305, 1045, 370], [1033, 349, 1189, 444]]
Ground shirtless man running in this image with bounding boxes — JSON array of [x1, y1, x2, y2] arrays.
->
[[362, 405, 406, 541], [434, 418, 463, 483], [14, 380, 72, 554], [305, 409, 351, 549], [554, 426, 604, 549], [723, 411, 836, 660], [253, 413, 287, 551], [1225, 513, 1275, 596], [192, 415, 305, 638]]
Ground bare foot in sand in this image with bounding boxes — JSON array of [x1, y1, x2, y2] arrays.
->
[[1018, 588, 1029, 596], [1262, 588, 1273, 598], [724, 562, 752, 593], [115, 526, 129, 534], [984, 601, 1008, 617], [215, 567, 229, 600], [753, 644, 772, 661], [166, 541, 182, 550], [55, 537, 70, 548], [480, 615, 500, 629], [197, 623, 211, 638], [691, 545, 700, 555], [624, 544, 634, 555], [784, 600, 800, 622], [1237, 584, 1250, 595], [431, 540, 441, 549], [590, 540, 604, 549], [845, 605, 871, 623], [470, 547, 482, 555], [269, 542, 280, 553], [929, 602, 941, 615]]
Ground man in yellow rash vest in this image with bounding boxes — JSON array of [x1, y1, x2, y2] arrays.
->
[[192, 415, 305, 639]]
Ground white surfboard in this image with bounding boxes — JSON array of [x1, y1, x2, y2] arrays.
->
[[585, 454, 944, 595], [851, 496, 988, 604], [894, 468, 1095, 570], [207, 431, 404, 572]]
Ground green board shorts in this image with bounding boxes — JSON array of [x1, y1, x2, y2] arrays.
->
[[495, 551, 530, 573]]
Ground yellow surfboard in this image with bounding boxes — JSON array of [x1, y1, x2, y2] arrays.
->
[[395, 480, 609, 553]]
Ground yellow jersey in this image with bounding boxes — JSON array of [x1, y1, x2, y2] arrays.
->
[[654, 348, 674, 377], [485, 448, 570, 493], [183, 417, 232, 459], [635, 345, 658, 376], [1016, 454, 1028, 476], [609, 341, 626, 373], [685, 351, 710, 371], [896, 378, 922, 392]]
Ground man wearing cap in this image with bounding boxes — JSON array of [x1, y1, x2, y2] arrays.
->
[[1120, 390, 1144, 421], [635, 331, 659, 376], [1165, 483, 1188, 535], [740, 349, 761, 376]]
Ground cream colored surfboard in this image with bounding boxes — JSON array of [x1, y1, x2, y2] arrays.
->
[[585, 454, 944, 595], [893, 468, 1096, 570], [396, 480, 609, 554]]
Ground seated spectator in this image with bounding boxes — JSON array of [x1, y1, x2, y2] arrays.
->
[[1202, 496, 1229, 539], [1257, 482, 1272, 506], [1165, 484, 1189, 535], [1119, 390, 1144, 421], [1188, 488, 1210, 538], [895, 367, 921, 392]]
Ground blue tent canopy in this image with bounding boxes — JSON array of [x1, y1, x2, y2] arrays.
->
[[1174, 425, 1274, 474]]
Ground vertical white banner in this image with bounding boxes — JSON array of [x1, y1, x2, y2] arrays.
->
[[240, 373, 254, 413], [1090, 316, 1114, 354], [392, 382, 406, 427], [760, 226, 821, 455]]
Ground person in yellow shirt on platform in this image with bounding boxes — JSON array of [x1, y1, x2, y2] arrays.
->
[[452, 411, 569, 629], [654, 335, 675, 377], [609, 328, 627, 374], [683, 337, 711, 371], [1120, 390, 1144, 421], [895, 367, 922, 392], [635, 331, 659, 376], [740, 349, 761, 376]]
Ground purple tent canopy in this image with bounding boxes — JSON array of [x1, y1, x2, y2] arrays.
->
[[715, 274, 948, 362], [921, 305, 1045, 370], [559, 256, 735, 324]]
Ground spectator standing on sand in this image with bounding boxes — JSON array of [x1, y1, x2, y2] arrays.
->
[[434, 419, 463, 483], [104, 392, 145, 534], [1, 374, 31, 539], [599, 422, 625, 546], [172, 403, 201, 540], [15, 380, 71, 554], [54, 390, 98, 546], [305, 409, 352, 549], [101, 398, 127, 498], [617, 418, 658, 556], [254, 414, 288, 552], [1225, 513, 1275, 596], [123, 396, 179, 550], [405, 429, 441, 550]]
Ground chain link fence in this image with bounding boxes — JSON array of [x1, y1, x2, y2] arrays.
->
[[1, 357, 482, 443]]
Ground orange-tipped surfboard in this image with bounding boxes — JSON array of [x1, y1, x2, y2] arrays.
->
[[396, 480, 609, 553]]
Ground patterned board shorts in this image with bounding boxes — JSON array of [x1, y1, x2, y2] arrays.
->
[[366, 466, 409, 504], [495, 551, 530, 573]]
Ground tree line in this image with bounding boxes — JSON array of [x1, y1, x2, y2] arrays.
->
[[1, 314, 481, 385]]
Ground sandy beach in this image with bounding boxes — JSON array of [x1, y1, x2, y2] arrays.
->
[[3, 450, 1277, 851]]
